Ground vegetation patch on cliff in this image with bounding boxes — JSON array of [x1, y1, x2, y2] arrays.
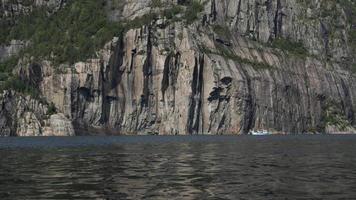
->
[[1, 0, 123, 65], [270, 38, 308, 57], [212, 25, 232, 40], [0, 75, 40, 97], [1, 0, 206, 64], [0, 56, 37, 96], [182, 0, 204, 24], [144, 0, 204, 25], [200, 44, 274, 70], [0, 0, 128, 94], [322, 100, 352, 131], [47, 102, 57, 116]]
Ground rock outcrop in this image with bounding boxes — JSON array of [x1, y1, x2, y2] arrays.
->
[[1, 0, 356, 135], [0, 90, 74, 136]]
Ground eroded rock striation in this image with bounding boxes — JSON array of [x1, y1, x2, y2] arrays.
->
[[1, 0, 356, 135], [0, 90, 74, 136]]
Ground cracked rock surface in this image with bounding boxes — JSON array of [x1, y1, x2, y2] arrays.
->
[[1, 0, 356, 135]]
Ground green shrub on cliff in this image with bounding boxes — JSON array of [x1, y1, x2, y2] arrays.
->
[[163, 5, 184, 20], [0, 20, 10, 44], [0, 56, 18, 73], [47, 102, 57, 115], [1, 0, 125, 94], [183, 1, 204, 24], [3, 0, 123, 65], [322, 100, 352, 131], [200, 44, 273, 70], [212, 25, 232, 39], [271, 37, 308, 56], [0, 76, 39, 97]]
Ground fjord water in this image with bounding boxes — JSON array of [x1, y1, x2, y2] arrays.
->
[[1, 135, 356, 199]]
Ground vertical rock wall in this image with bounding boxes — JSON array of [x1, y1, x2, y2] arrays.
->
[[2, 0, 355, 135]]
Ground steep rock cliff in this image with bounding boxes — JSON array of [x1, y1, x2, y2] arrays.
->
[[0, 90, 74, 136], [1, 0, 356, 135]]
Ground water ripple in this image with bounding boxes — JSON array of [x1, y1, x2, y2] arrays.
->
[[0, 135, 356, 199]]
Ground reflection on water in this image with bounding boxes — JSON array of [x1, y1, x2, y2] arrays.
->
[[1, 135, 356, 199]]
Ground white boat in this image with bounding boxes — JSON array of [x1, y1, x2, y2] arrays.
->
[[249, 130, 272, 136]]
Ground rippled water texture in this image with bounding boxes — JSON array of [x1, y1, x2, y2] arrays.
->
[[1, 135, 356, 199]]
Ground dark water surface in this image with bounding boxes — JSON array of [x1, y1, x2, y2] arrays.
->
[[1, 135, 356, 200]]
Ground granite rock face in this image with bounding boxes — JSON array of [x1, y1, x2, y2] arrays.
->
[[2, 0, 356, 135], [0, 90, 74, 136]]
